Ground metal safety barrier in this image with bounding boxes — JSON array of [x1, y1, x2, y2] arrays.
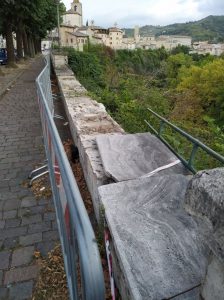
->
[[36, 55, 105, 299], [145, 108, 224, 173], [39, 54, 54, 114]]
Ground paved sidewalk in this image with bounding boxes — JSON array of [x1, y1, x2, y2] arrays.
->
[[0, 58, 58, 299], [0, 60, 34, 99]]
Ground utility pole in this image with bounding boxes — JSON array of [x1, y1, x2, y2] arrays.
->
[[56, 0, 61, 47]]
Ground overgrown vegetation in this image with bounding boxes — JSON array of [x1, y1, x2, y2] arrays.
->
[[67, 44, 224, 171]]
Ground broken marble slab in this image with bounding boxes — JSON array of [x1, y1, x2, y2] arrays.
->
[[96, 133, 188, 182], [98, 175, 211, 300]]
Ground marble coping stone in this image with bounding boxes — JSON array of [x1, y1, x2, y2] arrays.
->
[[54, 66, 74, 77], [98, 175, 211, 300], [96, 132, 188, 182]]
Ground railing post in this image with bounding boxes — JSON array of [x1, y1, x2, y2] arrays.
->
[[188, 144, 199, 170], [146, 108, 224, 173], [159, 120, 165, 136]]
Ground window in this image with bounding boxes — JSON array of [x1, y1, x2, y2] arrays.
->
[[71, 38, 73, 43], [81, 39, 84, 43]]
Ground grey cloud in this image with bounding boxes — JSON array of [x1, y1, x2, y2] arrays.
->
[[193, 0, 224, 14]]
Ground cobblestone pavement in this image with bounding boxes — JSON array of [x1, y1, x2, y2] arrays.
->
[[0, 58, 59, 299]]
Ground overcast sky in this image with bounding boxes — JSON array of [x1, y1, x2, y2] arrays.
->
[[62, 0, 224, 28]]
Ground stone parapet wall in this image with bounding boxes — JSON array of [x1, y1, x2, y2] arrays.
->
[[52, 54, 124, 221]]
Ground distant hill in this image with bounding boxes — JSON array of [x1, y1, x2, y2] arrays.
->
[[124, 15, 224, 42]]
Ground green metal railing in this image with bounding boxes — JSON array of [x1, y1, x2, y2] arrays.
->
[[145, 108, 224, 173]]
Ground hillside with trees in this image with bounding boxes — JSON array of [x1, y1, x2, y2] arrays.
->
[[124, 15, 224, 42], [66, 44, 224, 171]]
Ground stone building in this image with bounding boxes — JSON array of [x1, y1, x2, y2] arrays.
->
[[155, 35, 192, 50], [59, 0, 88, 51], [60, 25, 88, 51], [62, 0, 83, 27], [192, 41, 224, 56]]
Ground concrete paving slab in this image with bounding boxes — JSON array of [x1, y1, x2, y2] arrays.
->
[[96, 132, 188, 182], [99, 175, 211, 300]]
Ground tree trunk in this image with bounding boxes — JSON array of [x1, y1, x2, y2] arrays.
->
[[22, 29, 29, 57], [16, 20, 23, 60], [38, 38, 42, 53], [5, 21, 16, 66], [27, 34, 34, 58], [34, 38, 39, 54], [31, 37, 35, 57]]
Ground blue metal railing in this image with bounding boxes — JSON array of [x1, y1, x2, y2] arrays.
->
[[145, 108, 224, 173], [36, 55, 105, 299]]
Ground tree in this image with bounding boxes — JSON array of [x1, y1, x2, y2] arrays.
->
[[177, 58, 224, 124], [171, 45, 190, 55], [0, 0, 66, 64], [167, 53, 193, 86]]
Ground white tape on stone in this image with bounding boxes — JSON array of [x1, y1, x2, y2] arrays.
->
[[140, 159, 181, 178]]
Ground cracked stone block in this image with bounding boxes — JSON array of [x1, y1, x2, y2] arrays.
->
[[0, 270, 3, 284], [36, 241, 57, 257], [202, 255, 224, 300], [0, 251, 11, 270], [3, 238, 19, 249], [21, 197, 37, 208], [185, 168, 224, 266], [9, 281, 33, 300], [11, 246, 34, 267], [185, 168, 224, 229], [21, 214, 42, 226], [5, 219, 21, 228], [4, 265, 39, 285], [19, 233, 42, 246], [28, 221, 51, 234], [0, 287, 7, 299], [0, 220, 5, 229], [43, 230, 59, 241], [3, 210, 17, 219]]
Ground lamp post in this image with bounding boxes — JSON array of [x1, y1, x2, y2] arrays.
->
[[55, 0, 61, 47]]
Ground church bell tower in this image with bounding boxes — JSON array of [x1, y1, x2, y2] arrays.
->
[[71, 0, 82, 17], [63, 0, 83, 27]]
